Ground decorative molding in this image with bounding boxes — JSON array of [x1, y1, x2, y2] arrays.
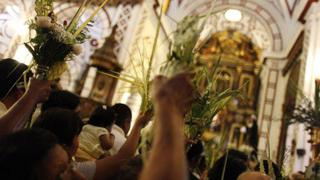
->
[[239, 73, 255, 97], [258, 68, 280, 154], [111, 5, 147, 104], [298, 0, 318, 23], [282, 31, 304, 76], [0, 1, 34, 58], [113, 5, 134, 56], [183, 0, 283, 51], [265, 0, 285, 18], [57, 0, 143, 6], [285, 0, 299, 16], [201, 10, 273, 51]]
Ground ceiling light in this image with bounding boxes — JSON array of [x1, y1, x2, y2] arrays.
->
[[224, 9, 242, 22]]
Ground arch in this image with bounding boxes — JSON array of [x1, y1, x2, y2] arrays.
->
[[174, 0, 283, 52], [215, 67, 234, 93]]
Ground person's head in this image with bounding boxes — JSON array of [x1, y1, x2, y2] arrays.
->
[[78, 98, 97, 119], [0, 58, 32, 102], [237, 172, 272, 180], [248, 151, 258, 170], [187, 141, 204, 169], [0, 128, 69, 180], [34, 108, 83, 157], [112, 103, 132, 135], [254, 160, 283, 180], [208, 155, 248, 180], [88, 105, 115, 130], [41, 90, 80, 113], [228, 149, 248, 162]]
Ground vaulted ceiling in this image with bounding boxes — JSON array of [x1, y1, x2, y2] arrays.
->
[[162, 0, 305, 53], [57, 0, 143, 6]]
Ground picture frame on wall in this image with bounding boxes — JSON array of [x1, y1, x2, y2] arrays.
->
[[90, 71, 114, 104]]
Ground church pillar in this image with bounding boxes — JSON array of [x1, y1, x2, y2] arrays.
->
[[258, 58, 287, 161], [304, 3, 320, 99], [286, 2, 320, 172]]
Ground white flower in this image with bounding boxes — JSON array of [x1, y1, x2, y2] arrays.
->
[[72, 44, 82, 55], [51, 24, 64, 33], [36, 16, 52, 28]]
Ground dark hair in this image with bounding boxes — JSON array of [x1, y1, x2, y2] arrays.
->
[[228, 149, 248, 162], [208, 155, 247, 180], [34, 108, 83, 147], [0, 58, 32, 100], [187, 141, 206, 178], [41, 90, 80, 112], [88, 105, 115, 128], [0, 128, 58, 180], [111, 103, 132, 127], [248, 120, 258, 151], [187, 141, 204, 163], [254, 160, 283, 180]]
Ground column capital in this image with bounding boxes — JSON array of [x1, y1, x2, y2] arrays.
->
[[263, 56, 287, 70]]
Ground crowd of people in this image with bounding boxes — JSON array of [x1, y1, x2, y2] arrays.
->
[[0, 58, 291, 179]]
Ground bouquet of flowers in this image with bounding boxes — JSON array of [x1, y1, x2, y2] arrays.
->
[[25, 0, 109, 80]]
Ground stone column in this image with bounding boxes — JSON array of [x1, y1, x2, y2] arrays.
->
[[304, 3, 320, 99], [257, 58, 287, 161], [287, 2, 320, 173]]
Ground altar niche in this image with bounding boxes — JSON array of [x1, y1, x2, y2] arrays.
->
[[198, 29, 262, 150]]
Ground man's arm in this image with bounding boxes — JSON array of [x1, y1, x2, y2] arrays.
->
[[99, 133, 114, 150], [94, 112, 151, 180], [140, 98, 187, 180], [0, 78, 51, 137], [140, 73, 194, 180]]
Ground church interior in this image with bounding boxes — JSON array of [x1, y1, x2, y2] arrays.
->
[[0, 0, 320, 179]]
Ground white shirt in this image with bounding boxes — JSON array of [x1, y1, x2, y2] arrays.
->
[[109, 124, 126, 155], [79, 124, 110, 159]]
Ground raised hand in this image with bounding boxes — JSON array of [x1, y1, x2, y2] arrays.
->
[[152, 73, 195, 115], [135, 110, 153, 127], [26, 78, 51, 103]]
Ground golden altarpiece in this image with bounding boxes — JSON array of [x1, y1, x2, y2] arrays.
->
[[198, 29, 262, 149]]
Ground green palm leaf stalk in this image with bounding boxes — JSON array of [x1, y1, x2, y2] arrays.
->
[[161, 13, 243, 177], [99, 3, 165, 162], [184, 66, 240, 141], [161, 15, 204, 76], [101, 2, 164, 113]]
